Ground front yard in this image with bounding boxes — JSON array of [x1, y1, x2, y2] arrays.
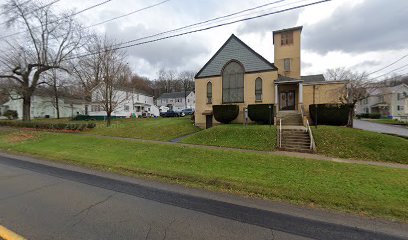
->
[[86, 117, 200, 141], [312, 126, 408, 164], [0, 129, 407, 222], [181, 124, 277, 151], [366, 118, 408, 126]]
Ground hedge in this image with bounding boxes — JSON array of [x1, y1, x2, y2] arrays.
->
[[248, 104, 274, 124], [3, 110, 18, 119], [73, 115, 126, 121], [356, 113, 381, 119], [309, 104, 352, 126], [0, 121, 96, 131], [213, 105, 239, 124]]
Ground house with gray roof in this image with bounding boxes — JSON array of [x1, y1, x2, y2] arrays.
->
[[157, 91, 195, 112]]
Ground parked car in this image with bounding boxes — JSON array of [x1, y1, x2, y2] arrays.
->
[[161, 110, 184, 118], [181, 108, 194, 115]]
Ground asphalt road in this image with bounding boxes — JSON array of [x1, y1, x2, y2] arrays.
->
[[354, 119, 408, 137], [0, 154, 407, 240]]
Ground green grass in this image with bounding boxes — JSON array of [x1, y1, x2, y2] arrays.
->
[[9, 117, 201, 141], [0, 129, 407, 222], [181, 124, 277, 151], [86, 117, 200, 141], [312, 125, 408, 164], [366, 118, 408, 126]]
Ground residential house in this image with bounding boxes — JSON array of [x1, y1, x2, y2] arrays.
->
[[156, 91, 195, 112], [2, 90, 87, 119], [89, 87, 159, 118], [0, 97, 8, 116], [194, 26, 346, 129], [356, 83, 408, 121]]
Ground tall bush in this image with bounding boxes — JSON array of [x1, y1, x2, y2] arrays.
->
[[213, 105, 239, 124], [248, 104, 274, 124], [309, 104, 352, 126], [3, 110, 18, 119]]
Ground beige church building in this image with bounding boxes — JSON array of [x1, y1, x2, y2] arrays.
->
[[194, 26, 346, 129]]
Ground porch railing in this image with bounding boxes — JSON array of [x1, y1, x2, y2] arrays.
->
[[279, 118, 282, 148], [305, 119, 316, 151]]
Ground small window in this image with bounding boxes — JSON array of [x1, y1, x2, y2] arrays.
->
[[281, 31, 293, 45], [398, 105, 404, 111], [207, 82, 212, 104], [284, 58, 291, 71], [124, 105, 129, 111], [255, 77, 262, 101]]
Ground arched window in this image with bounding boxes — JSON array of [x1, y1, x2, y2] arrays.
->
[[255, 77, 262, 101], [207, 82, 212, 104], [222, 61, 244, 103]]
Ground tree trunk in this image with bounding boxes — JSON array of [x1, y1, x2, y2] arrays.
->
[[106, 111, 111, 127], [55, 93, 60, 119], [347, 107, 354, 128], [22, 94, 31, 121]]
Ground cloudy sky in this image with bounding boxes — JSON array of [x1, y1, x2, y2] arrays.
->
[[1, 0, 407, 80]]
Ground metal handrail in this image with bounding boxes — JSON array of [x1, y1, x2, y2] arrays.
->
[[279, 118, 282, 148], [306, 119, 316, 150]]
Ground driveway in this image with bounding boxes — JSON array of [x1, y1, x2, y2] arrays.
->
[[354, 119, 408, 137], [0, 153, 406, 240]]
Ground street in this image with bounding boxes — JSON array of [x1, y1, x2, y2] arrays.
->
[[354, 119, 408, 137], [0, 153, 406, 240]]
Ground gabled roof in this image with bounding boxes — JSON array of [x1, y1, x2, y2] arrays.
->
[[158, 91, 193, 99], [195, 34, 277, 79]]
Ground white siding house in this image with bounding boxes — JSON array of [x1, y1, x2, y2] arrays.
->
[[156, 91, 195, 112], [356, 84, 408, 120], [2, 93, 87, 119], [89, 87, 159, 118]]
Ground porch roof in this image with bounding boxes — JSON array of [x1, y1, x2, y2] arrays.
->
[[371, 103, 389, 108], [275, 75, 302, 84]]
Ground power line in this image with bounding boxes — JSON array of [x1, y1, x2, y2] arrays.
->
[[371, 62, 408, 80], [111, 0, 291, 48], [68, 0, 332, 61], [85, 0, 170, 29], [0, 0, 63, 26], [367, 52, 408, 76], [0, 0, 113, 40]]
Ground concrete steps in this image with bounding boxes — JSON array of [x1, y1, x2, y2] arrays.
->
[[278, 111, 313, 153]]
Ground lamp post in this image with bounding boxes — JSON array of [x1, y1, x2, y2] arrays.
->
[[244, 107, 248, 127]]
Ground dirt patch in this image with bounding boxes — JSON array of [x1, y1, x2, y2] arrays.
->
[[7, 132, 35, 143]]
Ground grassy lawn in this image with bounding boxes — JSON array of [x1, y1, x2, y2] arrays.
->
[[312, 126, 408, 164], [87, 117, 200, 141], [366, 118, 408, 126], [0, 129, 407, 222], [7, 117, 201, 141], [181, 124, 277, 151]]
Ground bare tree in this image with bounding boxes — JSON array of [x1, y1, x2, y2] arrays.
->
[[0, 0, 84, 121], [326, 68, 369, 127], [325, 67, 352, 82], [43, 69, 71, 119], [178, 71, 195, 108], [70, 34, 104, 101], [92, 38, 130, 126]]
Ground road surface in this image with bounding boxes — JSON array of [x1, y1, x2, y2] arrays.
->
[[0, 153, 406, 240], [354, 119, 408, 137]]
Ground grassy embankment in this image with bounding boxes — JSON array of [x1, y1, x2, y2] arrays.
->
[[0, 129, 406, 222]]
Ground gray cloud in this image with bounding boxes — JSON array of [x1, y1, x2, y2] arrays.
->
[[303, 0, 408, 54], [236, 9, 301, 35], [104, 22, 210, 77]]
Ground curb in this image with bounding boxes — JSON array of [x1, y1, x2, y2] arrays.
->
[[0, 226, 26, 240]]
